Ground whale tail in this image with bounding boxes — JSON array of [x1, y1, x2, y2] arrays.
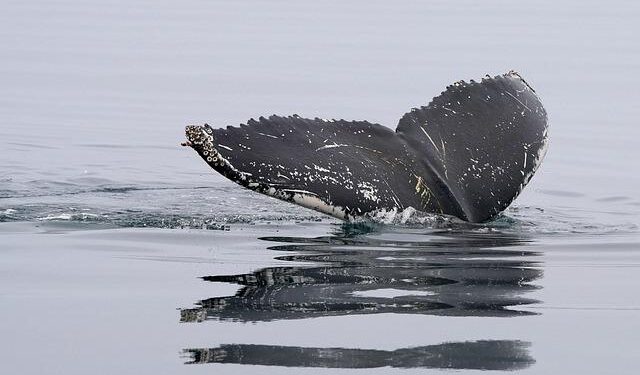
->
[[395, 72, 548, 221], [184, 71, 548, 222]]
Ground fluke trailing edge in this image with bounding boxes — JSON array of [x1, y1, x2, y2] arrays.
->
[[183, 71, 548, 223]]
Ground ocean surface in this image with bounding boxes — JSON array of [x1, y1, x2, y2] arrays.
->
[[1, 1, 639, 374]]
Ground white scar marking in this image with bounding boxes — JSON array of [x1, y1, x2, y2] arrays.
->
[[505, 91, 531, 112], [419, 126, 441, 155], [442, 106, 457, 114], [382, 179, 402, 208], [523, 151, 528, 169], [218, 144, 233, 151], [282, 189, 319, 196], [316, 143, 348, 151], [256, 132, 279, 139]]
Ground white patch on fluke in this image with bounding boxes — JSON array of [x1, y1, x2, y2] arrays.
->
[[313, 164, 330, 173], [357, 181, 380, 203], [290, 193, 347, 219]]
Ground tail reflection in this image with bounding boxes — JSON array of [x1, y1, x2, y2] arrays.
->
[[181, 226, 542, 322], [181, 224, 541, 370], [184, 340, 534, 370]]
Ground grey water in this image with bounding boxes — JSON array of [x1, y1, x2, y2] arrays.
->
[[1, 0, 639, 374]]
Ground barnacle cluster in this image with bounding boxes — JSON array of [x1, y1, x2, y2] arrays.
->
[[185, 125, 223, 167]]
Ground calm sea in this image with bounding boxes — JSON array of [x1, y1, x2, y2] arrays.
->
[[1, 1, 639, 374]]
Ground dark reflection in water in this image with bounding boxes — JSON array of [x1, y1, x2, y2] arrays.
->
[[181, 223, 542, 370], [185, 340, 534, 370]]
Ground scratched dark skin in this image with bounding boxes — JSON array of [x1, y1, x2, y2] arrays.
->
[[185, 72, 548, 223]]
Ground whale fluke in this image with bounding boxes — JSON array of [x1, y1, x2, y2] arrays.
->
[[184, 72, 548, 222]]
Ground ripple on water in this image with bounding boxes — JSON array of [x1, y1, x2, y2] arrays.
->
[[177, 223, 542, 370], [0, 180, 637, 235]]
